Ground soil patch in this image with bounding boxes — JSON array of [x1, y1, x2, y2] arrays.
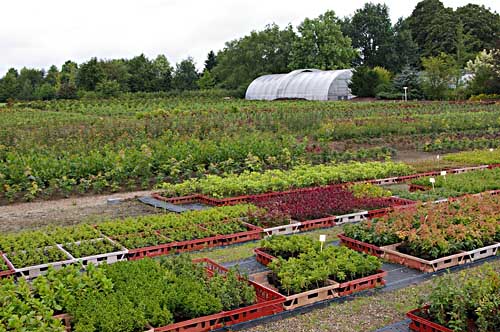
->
[[0, 190, 162, 233]]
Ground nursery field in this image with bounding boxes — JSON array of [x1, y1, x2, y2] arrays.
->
[[1, 95, 500, 203], [1, 95, 500, 332]]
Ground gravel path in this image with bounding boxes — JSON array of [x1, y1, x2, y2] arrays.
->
[[0, 190, 161, 232]]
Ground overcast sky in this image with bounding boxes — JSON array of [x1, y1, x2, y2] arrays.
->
[[1, 0, 499, 76]]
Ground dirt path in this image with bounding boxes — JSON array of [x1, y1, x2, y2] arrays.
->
[[393, 150, 437, 162], [0, 190, 162, 233]]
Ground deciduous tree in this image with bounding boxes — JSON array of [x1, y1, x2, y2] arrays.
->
[[344, 3, 394, 69], [172, 57, 199, 91], [213, 24, 296, 90], [290, 11, 356, 70]]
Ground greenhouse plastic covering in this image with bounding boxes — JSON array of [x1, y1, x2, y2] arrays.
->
[[245, 69, 353, 101]]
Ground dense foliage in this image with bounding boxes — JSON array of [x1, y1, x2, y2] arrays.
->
[[262, 236, 381, 295], [0, 263, 111, 332], [3, 97, 500, 203], [261, 236, 320, 259], [0, 224, 99, 268], [419, 264, 500, 332], [412, 167, 500, 196], [444, 149, 500, 165], [249, 186, 393, 221], [0, 257, 8, 272], [63, 239, 123, 258], [0, 205, 257, 268], [422, 135, 500, 153], [159, 161, 413, 198], [344, 196, 500, 259], [0, 257, 257, 332]]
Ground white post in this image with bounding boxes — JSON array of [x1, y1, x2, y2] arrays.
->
[[319, 234, 326, 252], [403, 87, 408, 102], [441, 170, 447, 182]]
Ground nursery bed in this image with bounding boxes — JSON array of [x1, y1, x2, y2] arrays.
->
[[338, 234, 500, 273], [126, 222, 263, 260], [252, 248, 387, 310], [213, 254, 500, 331], [151, 258, 286, 332], [152, 165, 493, 207]]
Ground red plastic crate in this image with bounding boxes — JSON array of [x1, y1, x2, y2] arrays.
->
[[154, 258, 285, 332], [336, 270, 386, 297], [172, 222, 262, 253], [126, 223, 262, 260], [127, 242, 176, 261], [407, 307, 452, 332], [298, 216, 336, 232], [338, 234, 385, 257], [409, 184, 430, 192], [254, 248, 276, 266], [386, 197, 417, 206], [53, 314, 72, 332], [150, 193, 222, 206], [366, 207, 391, 219]]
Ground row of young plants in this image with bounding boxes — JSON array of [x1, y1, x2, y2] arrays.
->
[[410, 167, 500, 197], [443, 148, 500, 165], [158, 161, 414, 198], [24, 97, 494, 120], [314, 110, 500, 142], [411, 264, 499, 332], [0, 131, 304, 202], [0, 205, 257, 269], [389, 186, 451, 202], [260, 236, 382, 295], [0, 124, 395, 203], [248, 184, 393, 223], [421, 136, 500, 153], [3, 98, 498, 203], [0, 256, 257, 332], [343, 195, 500, 260]]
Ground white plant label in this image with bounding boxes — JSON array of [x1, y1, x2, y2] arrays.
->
[[319, 235, 326, 242], [440, 171, 447, 176], [429, 178, 436, 184]]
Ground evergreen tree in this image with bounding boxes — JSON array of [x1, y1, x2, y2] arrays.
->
[[45, 65, 60, 87], [197, 70, 216, 90], [204, 51, 217, 72]]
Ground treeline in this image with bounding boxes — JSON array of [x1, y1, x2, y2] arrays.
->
[[0, 0, 499, 102], [0, 55, 202, 101]]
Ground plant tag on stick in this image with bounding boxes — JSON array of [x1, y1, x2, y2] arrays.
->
[[319, 235, 326, 251]]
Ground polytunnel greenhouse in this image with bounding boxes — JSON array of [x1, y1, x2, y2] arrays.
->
[[245, 69, 354, 101]]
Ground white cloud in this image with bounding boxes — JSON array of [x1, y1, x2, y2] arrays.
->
[[0, 0, 498, 75]]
